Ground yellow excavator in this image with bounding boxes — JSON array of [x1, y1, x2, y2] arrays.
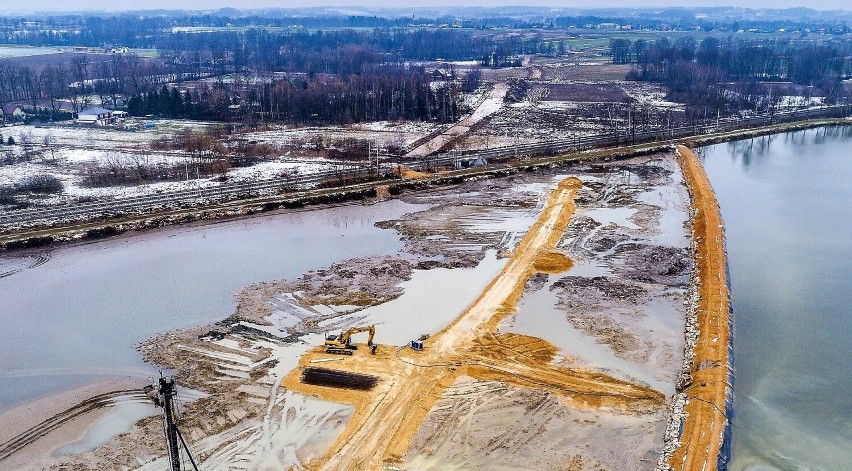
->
[[324, 325, 378, 355]]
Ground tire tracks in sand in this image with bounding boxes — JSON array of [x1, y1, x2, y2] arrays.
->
[[665, 146, 732, 471], [282, 176, 664, 470]]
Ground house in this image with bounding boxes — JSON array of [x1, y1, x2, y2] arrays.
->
[[77, 106, 114, 125], [2, 104, 26, 123], [17, 100, 76, 122]]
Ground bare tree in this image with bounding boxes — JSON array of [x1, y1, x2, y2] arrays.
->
[[19, 131, 35, 161], [41, 133, 61, 165]]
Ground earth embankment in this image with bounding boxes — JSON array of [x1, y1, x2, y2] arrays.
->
[[666, 145, 732, 471]]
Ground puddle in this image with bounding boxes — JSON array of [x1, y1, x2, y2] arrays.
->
[[53, 401, 158, 456], [635, 296, 686, 339], [582, 207, 640, 230], [501, 280, 672, 394], [636, 168, 690, 248], [52, 385, 205, 457], [563, 260, 612, 277], [456, 209, 540, 234], [320, 251, 508, 346]]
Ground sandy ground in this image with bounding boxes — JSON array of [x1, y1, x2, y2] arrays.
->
[[662, 146, 732, 471], [407, 377, 663, 471], [281, 176, 663, 470], [1, 154, 697, 470], [400, 154, 692, 470]]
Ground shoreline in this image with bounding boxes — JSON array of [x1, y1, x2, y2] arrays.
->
[[2, 119, 847, 255], [0, 376, 148, 470], [659, 145, 733, 471]]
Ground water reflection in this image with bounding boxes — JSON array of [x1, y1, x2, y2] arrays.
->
[[713, 126, 851, 172], [700, 127, 852, 471]]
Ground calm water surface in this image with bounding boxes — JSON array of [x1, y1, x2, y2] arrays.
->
[[0, 201, 417, 412], [699, 126, 852, 471]]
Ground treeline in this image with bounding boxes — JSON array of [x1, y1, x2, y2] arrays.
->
[[0, 54, 173, 116], [127, 66, 466, 125], [610, 36, 852, 111], [3, 10, 850, 50], [160, 28, 566, 73]]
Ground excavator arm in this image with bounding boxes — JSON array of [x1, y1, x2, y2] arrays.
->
[[325, 325, 377, 355], [339, 325, 375, 346]]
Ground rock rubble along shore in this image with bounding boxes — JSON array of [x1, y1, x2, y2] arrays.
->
[[659, 145, 733, 471]]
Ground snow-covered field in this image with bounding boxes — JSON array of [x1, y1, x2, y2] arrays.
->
[[620, 82, 683, 109], [0, 45, 62, 58], [0, 158, 335, 206], [2, 121, 221, 150], [0, 118, 446, 209], [239, 120, 441, 150]]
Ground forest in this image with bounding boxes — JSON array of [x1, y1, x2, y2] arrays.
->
[[611, 36, 852, 112], [0, 9, 850, 127], [126, 67, 465, 125]]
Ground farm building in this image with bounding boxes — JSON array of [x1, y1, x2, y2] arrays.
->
[[77, 106, 114, 125]]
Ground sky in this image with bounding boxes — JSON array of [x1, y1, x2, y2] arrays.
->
[[7, 1, 851, 13]]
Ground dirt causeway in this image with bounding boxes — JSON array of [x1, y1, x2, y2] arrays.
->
[[282, 177, 664, 470], [666, 146, 732, 471]]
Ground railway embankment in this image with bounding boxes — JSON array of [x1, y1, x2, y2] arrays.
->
[[1, 118, 847, 253], [658, 145, 733, 471]]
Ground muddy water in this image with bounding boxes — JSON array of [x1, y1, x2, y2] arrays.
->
[[321, 251, 508, 346], [0, 201, 420, 413], [699, 126, 852, 471], [501, 279, 673, 394]]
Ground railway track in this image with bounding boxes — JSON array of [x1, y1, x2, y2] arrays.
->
[[1, 104, 848, 229]]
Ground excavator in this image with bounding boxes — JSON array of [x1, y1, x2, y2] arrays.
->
[[324, 325, 378, 355]]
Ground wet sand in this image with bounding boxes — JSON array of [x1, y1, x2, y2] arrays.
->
[[0, 376, 146, 470]]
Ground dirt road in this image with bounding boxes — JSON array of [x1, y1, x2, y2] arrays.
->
[[283, 177, 664, 470], [404, 83, 509, 157], [667, 146, 732, 471]]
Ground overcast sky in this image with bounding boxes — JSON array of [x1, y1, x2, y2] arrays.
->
[[7, 1, 851, 13]]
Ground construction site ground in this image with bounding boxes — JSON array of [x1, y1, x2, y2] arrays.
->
[[2, 149, 701, 470], [663, 146, 732, 471]]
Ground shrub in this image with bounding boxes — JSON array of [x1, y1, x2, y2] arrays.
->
[[15, 174, 63, 194]]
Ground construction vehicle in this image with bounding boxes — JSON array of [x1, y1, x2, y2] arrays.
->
[[324, 325, 378, 355]]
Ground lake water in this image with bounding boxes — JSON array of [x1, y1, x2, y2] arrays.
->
[[0, 201, 419, 413], [699, 126, 852, 471]]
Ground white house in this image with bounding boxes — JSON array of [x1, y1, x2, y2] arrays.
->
[[77, 106, 114, 124], [2, 104, 26, 122]]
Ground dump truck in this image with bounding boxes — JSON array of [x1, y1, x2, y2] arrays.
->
[[324, 325, 377, 355]]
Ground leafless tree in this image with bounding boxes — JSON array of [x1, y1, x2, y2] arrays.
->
[[41, 133, 61, 165]]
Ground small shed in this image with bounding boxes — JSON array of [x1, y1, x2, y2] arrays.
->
[[77, 106, 114, 124]]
